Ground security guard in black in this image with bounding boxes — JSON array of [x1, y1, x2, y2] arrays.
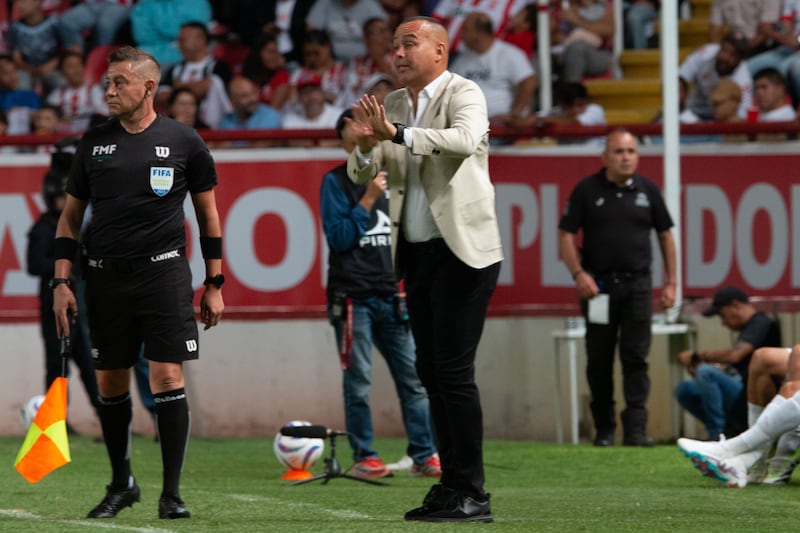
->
[[558, 129, 677, 447], [559, 170, 673, 276]]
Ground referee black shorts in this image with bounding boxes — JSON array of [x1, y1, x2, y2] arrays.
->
[[84, 252, 199, 370]]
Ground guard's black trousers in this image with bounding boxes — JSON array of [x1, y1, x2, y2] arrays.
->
[[581, 274, 652, 437]]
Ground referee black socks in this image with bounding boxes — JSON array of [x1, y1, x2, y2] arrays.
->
[[154, 387, 190, 499], [97, 392, 133, 490]]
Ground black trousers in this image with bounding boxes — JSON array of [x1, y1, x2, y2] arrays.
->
[[402, 238, 500, 499], [581, 274, 652, 436]]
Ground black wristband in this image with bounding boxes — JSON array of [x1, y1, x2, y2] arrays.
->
[[48, 277, 71, 289], [200, 236, 223, 259], [691, 351, 701, 364], [572, 269, 584, 280], [54, 237, 79, 261], [392, 123, 405, 145]]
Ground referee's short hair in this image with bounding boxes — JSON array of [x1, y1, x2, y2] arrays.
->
[[108, 46, 161, 85]]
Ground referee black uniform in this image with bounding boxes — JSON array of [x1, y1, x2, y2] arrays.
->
[[53, 46, 224, 521], [559, 129, 676, 447]]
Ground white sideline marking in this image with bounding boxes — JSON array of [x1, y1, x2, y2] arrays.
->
[[225, 493, 373, 520], [0, 508, 176, 533]]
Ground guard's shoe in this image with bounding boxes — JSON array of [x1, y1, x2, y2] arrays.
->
[[404, 483, 460, 521], [423, 492, 494, 523], [87, 482, 141, 518], [351, 457, 393, 479], [677, 437, 729, 482], [719, 455, 749, 488], [593, 431, 614, 447], [158, 494, 191, 519], [410, 454, 442, 478], [623, 434, 656, 447]]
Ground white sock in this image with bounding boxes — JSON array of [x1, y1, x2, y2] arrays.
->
[[748, 402, 765, 427], [725, 394, 800, 455]]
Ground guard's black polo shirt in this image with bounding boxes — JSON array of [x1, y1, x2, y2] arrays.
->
[[559, 168, 674, 276]]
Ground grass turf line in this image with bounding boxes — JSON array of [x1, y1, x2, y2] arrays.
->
[[0, 435, 796, 532]]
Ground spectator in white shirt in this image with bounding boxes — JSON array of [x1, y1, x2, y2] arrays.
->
[[282, 73, 344, 132], [46, 51, 107, 134], [753, 67, 796, 121], [450, 11, 537, 127], [679, 33, 753, 120]]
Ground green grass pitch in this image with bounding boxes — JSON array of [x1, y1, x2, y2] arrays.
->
[[0, 435, 797, 532]]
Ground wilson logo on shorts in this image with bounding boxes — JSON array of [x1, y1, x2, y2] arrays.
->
[[185, 339, 198, 352], [155, 146, 170, 158]]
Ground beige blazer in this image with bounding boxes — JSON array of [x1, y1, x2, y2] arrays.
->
[[347, 71, 504, 271]]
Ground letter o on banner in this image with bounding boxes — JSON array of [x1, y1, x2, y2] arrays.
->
[[225, 187, 317, 291]]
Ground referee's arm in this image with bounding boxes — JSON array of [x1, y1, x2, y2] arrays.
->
[[191, 189, 224, 330], [53, 194, 88, 337]]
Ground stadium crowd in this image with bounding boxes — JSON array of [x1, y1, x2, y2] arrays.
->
[[0, 0, 798, 151]]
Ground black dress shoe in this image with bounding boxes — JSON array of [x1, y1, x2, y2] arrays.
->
[[593, 432, 614, 447], [423, 492, 494, 523], [623, 434, 656, 447], [404, 483, 460, 520], [159, 494, 191, 519], [87, 482, 141, 518]]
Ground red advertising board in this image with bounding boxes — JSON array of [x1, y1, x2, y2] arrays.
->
[[1, 148, 798, 320]]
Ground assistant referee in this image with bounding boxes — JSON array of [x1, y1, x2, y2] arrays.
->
[[53, 46, 224, 520]]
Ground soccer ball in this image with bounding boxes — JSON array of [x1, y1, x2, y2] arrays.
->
[[273, 420, 324, 471], [20, 395, 45, 430]]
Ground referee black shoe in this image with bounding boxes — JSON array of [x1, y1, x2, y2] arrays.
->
[[159, 494, 191, 519], [87, 481, 141, 518]]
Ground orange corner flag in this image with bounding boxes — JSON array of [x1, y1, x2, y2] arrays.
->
[[15, 377, 71, 483]]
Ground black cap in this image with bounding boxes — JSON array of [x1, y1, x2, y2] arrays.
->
[[702, 286, 749, 316]]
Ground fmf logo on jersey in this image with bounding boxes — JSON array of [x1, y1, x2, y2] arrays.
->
[[150, 167, 174, 197], [92, 144, 117, 156], [155, 146, 170, 158]]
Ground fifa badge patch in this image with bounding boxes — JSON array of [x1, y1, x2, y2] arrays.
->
[[150, 167, 174, 197]]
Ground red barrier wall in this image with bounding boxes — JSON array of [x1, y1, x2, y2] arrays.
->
[[1, 148, 797, 320]]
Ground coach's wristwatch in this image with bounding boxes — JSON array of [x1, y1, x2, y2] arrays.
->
[[391, 123, 406, 144], [203, 274, 225, 289], [48, 277, 71, 289]]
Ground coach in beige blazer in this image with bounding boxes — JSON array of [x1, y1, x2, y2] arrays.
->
[[347, 16, 502, 524], [347, 71, 503, 272]]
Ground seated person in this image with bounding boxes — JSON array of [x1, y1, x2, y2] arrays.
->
[[45, 51, 107, 135], [744, 346, 800, 485], [241, 33, 292, 111], [450, 11, 537, 127], [518, 81, 605, 144], [8, 0, 65, 93], [678, 343, 800, 489], [282, 74, 343, 131], [675, 287, 781, 441], [166, 87, 209, 130], [156, 21, 233, 128], [59, 0, 132, 54], [752, 67, 795, 121], [218, 77, 281, 147], [679, 33, 752, 121], [0, 54, 40, 134], [552, 0, 614, 83]]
